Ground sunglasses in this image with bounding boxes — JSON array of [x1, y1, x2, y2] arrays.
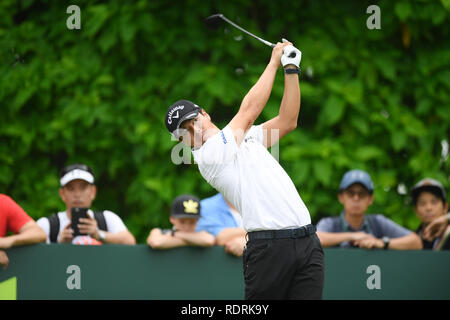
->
[[59, 163, 93, 178]]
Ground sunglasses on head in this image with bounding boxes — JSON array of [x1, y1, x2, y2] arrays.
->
[[59, 163, 93, 178]]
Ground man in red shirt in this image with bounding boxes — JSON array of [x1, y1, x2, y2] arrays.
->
[[0, 194, 46, 269]]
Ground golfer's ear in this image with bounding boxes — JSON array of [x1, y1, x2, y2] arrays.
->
[[179, 136, 183, 142], [201, 109, 211, 120]]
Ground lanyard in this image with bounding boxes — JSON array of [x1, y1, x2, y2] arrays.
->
[[340, 213, 372, 234]]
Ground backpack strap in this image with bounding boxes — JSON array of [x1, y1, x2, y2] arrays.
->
[[47, 213, 60, 243], [93, 211, 107, 231]]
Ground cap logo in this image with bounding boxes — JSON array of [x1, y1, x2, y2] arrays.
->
[[183, 200, 199, 214], [167, 105, 184, 125]]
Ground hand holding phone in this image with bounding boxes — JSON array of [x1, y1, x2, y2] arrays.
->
[[71, 207, 89, 237]]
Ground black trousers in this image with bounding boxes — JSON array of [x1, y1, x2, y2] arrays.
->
[[243, 233, 325, 300]]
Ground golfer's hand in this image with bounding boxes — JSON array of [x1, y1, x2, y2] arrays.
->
[[281, 44, 302, 68], [422, 215, 448, 241], [78, 216, 99, 238], [58, 223, 74, 243], [270, 41, 292, 69], [0, 250, 9, 270]]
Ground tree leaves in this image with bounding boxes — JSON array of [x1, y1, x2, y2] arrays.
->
[[0, 0, 449, 242]]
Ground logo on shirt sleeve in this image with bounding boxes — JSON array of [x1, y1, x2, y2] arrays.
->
[[221, 131, 227, 144]]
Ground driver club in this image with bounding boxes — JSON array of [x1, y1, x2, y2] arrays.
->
[[205, 14, 297, 58]]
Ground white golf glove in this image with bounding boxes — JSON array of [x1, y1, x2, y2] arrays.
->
[[281, 44, 301, 69]]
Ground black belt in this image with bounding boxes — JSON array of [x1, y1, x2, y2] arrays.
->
[[247, 224, 316, 241]]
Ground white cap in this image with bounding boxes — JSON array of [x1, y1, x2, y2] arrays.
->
[[60, 168, 94, 187]]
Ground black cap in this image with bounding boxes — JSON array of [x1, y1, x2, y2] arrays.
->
[[59, 163, 95, 187], [170, 194, 201, 219], [411, 178, 447, 205], [165, 100, 201, 138]]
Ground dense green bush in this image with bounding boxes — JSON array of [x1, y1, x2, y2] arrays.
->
[[1, 0, 449, 243]]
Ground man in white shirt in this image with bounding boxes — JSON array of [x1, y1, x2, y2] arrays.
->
[[164, 41, 324, 299], [37, 163, 136, 245]]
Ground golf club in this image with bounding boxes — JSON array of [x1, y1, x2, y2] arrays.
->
[[205, 13, 275, 48], [205, 13, 298, 59]]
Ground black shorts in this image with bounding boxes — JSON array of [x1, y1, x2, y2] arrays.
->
[[243, 229, 325, 300]]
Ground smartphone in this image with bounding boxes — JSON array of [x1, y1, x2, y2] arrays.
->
[[71, 207, 89, 237]]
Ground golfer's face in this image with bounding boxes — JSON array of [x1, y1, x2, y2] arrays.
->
[[415, 192, 447, 224], [180, 114, 205, 148]]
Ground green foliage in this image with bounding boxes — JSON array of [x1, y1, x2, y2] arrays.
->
[[0, 0, 449, 242]]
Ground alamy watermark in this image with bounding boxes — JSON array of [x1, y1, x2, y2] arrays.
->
[[366, 5, 381, 30], [66, 265, 81, 290], [170, 127, 280, 165], [366, 264, 381, 290], [66, 5, 81, 30]]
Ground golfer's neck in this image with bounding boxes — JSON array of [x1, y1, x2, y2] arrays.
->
[[202, 124, 220, 144]]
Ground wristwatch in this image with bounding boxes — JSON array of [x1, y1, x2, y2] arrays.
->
[[382, 236, 390, 250], [97, 229, 106, 242], [284, 67, 300, 75]]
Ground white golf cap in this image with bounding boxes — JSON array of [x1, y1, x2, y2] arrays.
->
[[59, 164, 95, 187]]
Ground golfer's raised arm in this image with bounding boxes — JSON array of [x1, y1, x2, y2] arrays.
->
[[262, 44, 302, 148], [228, 42, 291, 146]]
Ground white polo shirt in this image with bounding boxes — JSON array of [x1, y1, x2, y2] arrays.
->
[[192, 125, 311, 232]]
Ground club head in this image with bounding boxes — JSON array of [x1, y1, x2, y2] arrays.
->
[[205, 13, 225, 30]]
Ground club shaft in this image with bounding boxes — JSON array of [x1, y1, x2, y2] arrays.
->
[[221, 16, 275, 48]]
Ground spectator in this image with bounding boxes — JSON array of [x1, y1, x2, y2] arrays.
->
[[196, 193, 246, 257], [37, 163, 135, 245], [412, 178, 450, 250], [316, 169, 422, 250], [0, 194, 47, 269], [147, 194, 215, 249]]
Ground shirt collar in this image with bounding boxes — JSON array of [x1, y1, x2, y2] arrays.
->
[[340, 211, 370, 232]]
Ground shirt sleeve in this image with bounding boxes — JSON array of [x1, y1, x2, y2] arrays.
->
[[375, 215, 411, 238], [316, 217, 336, 232], [193, 126, 238, 183], [102, 211, 127, 234], [36, 217, 51, 244], [3, 195, 32, 234], [195, 216, 224, 237], [245, 125, 264, 145]]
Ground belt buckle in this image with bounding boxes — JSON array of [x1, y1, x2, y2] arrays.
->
[[291, 228, 299, 238]]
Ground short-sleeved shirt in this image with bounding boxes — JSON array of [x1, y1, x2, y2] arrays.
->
[[192, 125, 311, 232], [196, 193, 241, 237], [37, 210, 127, 244], [316, 212, 411, 248], [0, 194, 32, 237]]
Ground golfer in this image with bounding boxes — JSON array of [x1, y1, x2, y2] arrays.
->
[[165, 41, 324, 299]]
